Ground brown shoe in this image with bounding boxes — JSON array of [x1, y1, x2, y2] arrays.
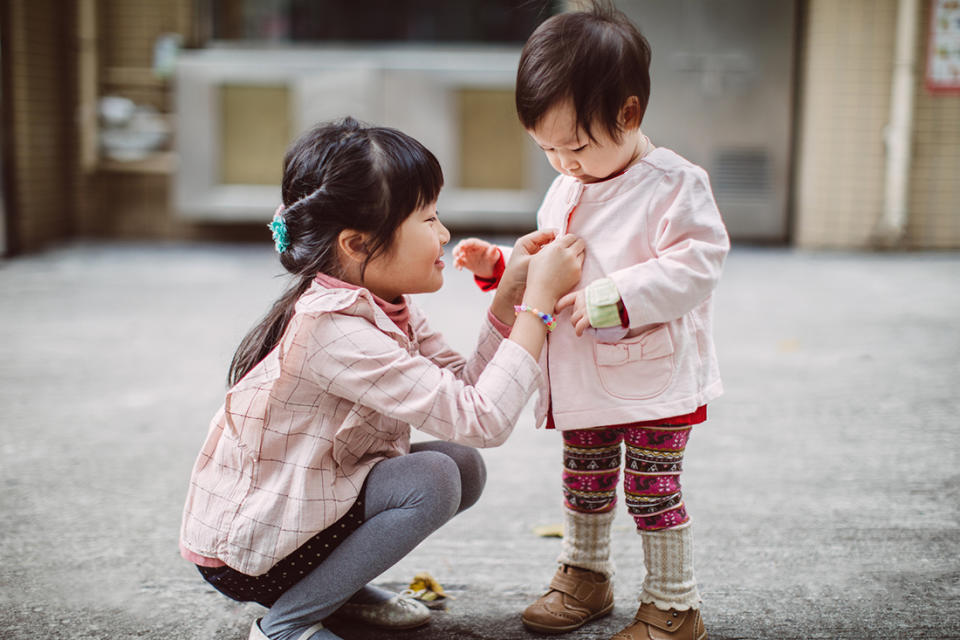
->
[[610, 602, 707, 640], [521, 564, 614, 634]]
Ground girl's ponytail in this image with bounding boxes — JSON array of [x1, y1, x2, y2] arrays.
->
[[227, 275, 312, 387], [225, 116, 443, 388]]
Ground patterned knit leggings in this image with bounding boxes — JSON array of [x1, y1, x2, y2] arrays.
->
[[562, 425, 691, 531]]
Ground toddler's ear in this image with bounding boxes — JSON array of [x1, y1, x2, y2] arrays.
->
[[620, 95, 642, 129]]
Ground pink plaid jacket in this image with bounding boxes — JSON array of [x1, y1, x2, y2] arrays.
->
[[180, 282, 541, 576]]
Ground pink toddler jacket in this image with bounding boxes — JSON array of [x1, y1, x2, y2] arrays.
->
[[535, 147, 730, 429], [180, 281, 541, 576]]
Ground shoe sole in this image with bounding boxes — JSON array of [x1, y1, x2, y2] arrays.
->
[[366, 619, 430, 631], [328, 613, 430, 631], [521, 601, 615, 634]]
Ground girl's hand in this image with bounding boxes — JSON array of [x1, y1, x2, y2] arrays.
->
[[555, 289, 590, 336], [525, 234, 586, 309], [453, 238, 500, 278], [497, 229, 558, 303], [490, 229, 564, 327], [505, 234, 585, 361]]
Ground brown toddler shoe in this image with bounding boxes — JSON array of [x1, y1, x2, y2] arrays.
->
[[610, 602, 707, 640], [521, 564, 614, 634]]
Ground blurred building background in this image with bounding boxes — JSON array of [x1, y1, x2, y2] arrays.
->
[[1, 0, 958, 256]]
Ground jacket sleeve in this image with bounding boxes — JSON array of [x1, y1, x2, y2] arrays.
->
[[410, 304, 506, 387], [303, 313, 541, 448], [608, 165, 730, 326]]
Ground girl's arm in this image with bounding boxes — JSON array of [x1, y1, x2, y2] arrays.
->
[[416, 229, 577, 385], [493, 232, 584, 358], [409, 306, 506, 387], [306, 316, 537, 448], [607, 166, 729, 327], [303, 234, 583, 448]]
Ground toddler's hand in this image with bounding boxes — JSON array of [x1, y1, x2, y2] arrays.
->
[[555, 290, 590, 336], [453, 238, 500, 278], [511, 228, 558, 260]]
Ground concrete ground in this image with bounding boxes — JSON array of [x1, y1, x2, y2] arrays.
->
[[0, 241, 958, 640]]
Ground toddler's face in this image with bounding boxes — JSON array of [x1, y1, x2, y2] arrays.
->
[[527, 99, 641, 184]]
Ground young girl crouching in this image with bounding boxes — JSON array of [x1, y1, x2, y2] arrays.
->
[[179, 117, 585, 640]]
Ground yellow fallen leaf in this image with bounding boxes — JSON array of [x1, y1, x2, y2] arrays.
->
[[408, 571, 449, 597], [406, 571, 454, 608], [532, 523, 564, 538]]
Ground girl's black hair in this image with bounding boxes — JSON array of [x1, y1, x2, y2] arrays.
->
[[516, 0, 651, 143], [228, 116, 444, 386]]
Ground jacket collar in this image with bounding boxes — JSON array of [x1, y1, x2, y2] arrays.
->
[[296, 280, 412, 345]]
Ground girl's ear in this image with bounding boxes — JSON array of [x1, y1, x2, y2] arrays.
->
[[619, 95, 642, 130], [337, 229, 370, 265]]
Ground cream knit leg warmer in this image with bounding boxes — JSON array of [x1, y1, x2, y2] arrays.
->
[[556, 507, 616, 578], [639, 522, 701, 610]]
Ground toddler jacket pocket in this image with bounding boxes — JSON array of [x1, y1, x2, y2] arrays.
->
[[593, 324, 675, 400]]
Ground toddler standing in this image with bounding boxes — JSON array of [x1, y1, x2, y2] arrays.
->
[[454, 3, 729, 638]]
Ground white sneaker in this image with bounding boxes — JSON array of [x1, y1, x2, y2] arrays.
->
[[334, 593, 431, 630], [248, 619, 269, 640], [249, 618, 327, 640]]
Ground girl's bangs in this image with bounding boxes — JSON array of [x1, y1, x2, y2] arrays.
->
[[376, 128, 444, 215]]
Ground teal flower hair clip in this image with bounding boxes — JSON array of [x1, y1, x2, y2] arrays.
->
[[268, 205, 290, 253]]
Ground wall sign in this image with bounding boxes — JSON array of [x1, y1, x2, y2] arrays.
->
[[927, 0, 960, 91]]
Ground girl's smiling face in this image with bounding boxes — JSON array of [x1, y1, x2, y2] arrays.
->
[[528, 98, 643, 184], [361, 200, 450, 302]]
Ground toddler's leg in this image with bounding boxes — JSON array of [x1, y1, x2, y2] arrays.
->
[[639, 524, 700, 611], [623, 425, 691, 532], [260, 447, 474, 640], [522, 428, 621, 634], [558, 427, 623, 576], [623, 425, 699, 608], [613, 426, 704, 640]]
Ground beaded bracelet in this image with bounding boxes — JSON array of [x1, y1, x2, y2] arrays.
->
[[514, 304, 557, 332]]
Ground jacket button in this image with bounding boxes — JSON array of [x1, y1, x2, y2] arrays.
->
[[666, 621, 673, 626]]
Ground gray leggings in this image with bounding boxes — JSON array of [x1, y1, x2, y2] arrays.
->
[[259, 441, 486, 640]]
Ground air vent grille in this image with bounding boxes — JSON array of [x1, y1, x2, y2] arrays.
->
[[712, 149, 771, 200]]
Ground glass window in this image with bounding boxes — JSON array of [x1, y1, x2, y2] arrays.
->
[[210, 0, 556, 43]]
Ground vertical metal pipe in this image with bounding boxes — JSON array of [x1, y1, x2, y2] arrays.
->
[[878, 0, 919, 245]]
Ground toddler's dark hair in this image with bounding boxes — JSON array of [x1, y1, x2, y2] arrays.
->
[[228, 117, 443, 386], [516, 0, 651, 143]]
